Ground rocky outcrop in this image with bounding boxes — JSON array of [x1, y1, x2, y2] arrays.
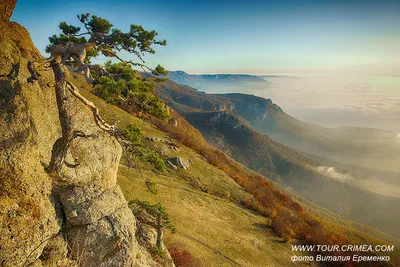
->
[[165, 157, 192, 169], [0, 16, 66, 267], [145, 137, 167, 143], [0, 6, 161, 267], [209, 112, 248, 131], [1, 0, 17, 21]]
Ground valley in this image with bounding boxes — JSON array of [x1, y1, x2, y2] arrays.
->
[[154, 78, 400, 239]]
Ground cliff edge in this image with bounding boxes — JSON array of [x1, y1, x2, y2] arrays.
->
[[0, 3, 161, 266]]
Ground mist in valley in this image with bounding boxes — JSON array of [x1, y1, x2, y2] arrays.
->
[[175, 73, 400, 211], [196, 74, 400, 133], [311, 165, 400, 199]]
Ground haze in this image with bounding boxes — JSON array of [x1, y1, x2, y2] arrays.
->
[[12, 0, 400, 131]]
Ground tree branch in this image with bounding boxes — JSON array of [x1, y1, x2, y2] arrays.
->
[[66, 80, 116, 132]]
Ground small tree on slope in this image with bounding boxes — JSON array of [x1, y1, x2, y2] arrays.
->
[[129, 199, 176, 251], [27, 13, 167, 174]]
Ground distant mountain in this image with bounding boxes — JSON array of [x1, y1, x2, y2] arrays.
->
[[259, 74, 298, 79], [167, 70, 270, 91], [220, 94, 400, 173], [154, 79, 400, 238], [156, 79, 400, 173]]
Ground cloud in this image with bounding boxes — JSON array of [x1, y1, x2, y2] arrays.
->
[[305, 99, 400, 116], [397, 133, 400, 138], [312, 165, 400, 198], [246, 75, 400, 132], [315, 166, 353, 182]]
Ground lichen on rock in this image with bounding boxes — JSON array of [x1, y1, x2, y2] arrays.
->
[[0, 5, 163, 266], [1, 0, 17, 21]]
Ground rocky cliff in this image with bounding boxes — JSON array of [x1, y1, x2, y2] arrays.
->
[[0, 3, 162, 266]]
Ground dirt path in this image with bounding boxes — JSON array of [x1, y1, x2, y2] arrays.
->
[[176, 231, 244, 267]]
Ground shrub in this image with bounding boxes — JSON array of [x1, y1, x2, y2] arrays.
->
[[282, 228, 295, 243], [95, 62, 170, 120], [224, 191, 231, 200], [124, 140, 165, 172], [145, 149, 166, 171], [125, 123, 143, 144], [149, 246, 167, 260], [146, 180, 157, 194], [95, 76, 125, 103], [168, 243, 203, 267]]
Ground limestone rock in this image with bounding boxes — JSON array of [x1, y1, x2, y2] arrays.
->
[[145, 136, 166, 143], [0, 19, 63, 266], [49, 57, 159, 267], [165, 157, 192, 169], [170, 146, 180, 152], [0, 12, 162, 267], [1, 0, 17, 21], [59, 186, 127, 226]]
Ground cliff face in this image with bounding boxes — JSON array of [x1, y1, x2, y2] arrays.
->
[[0, 0, 17, 21], [0, 7, 159, 267]]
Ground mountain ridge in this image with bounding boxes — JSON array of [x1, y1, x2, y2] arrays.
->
[[167, 70, 271, 91], [154, 79, 400, 238], [155, 79, 400, 172]]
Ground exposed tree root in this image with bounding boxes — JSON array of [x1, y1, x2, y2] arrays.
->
[[66, 80, 116, 132]]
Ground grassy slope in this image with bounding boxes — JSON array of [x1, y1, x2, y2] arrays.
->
[[74, 76, 399, 266], [184, 111, 400, 239], [119, 167, 304, 267], [73, 76, 307, 266], [155, 81, 400, 239]]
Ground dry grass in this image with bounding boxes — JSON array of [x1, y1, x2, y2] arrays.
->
[[118, 166, 308, 266], [74, 76, 400, 266]]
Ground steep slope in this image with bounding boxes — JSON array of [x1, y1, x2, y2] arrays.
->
[[3, 3, 399, 266], [0, 7, 161, 266], [0, 12, 66, 266], [155, 80, 400, 172], [185, 111, 400, 238], [77, 80, 400, 266], [154, 80, 400, 239], [72, 79, 313, 266]]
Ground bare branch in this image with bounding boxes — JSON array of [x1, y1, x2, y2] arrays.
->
[[66, 81, 116, 132]]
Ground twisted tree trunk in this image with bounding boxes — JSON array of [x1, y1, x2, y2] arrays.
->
[[156, 214, 163, 250], [47, 62, 73, 174]]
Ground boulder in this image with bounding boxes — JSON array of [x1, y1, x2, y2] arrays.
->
[[165, 157, 192, 169], [170, 146, 180, 152], [0, 18, 63, 266], [146, 136, 166, 142]]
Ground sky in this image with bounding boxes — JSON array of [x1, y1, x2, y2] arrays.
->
[[12, 0, 400, 75]]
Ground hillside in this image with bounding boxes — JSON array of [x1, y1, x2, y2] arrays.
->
[[74, 74, 400, 266], [72, 76, 311, 266], [0, 8, 164, 266], [155, 80, 400, 173], [2, 3, 399, 266], [75, 74, 400, 266], [186, 111, 400, 238], [154, 80, 400, 239]]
